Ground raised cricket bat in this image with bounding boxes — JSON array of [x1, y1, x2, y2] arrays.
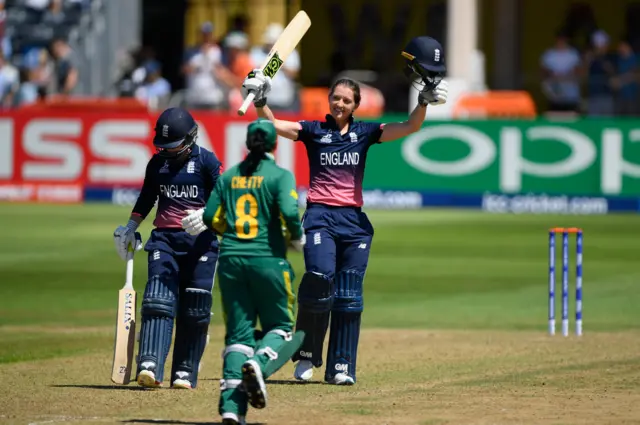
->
[[237, 10, 311, 116], [111, 246, 137, 384]]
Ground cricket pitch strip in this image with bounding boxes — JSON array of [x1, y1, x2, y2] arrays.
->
[[1, 328, 639, 425]]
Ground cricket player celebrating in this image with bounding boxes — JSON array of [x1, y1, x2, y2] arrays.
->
[[241, 36, 448, 385], [112, 107, 222, 389], [182, 119, 305, 425]]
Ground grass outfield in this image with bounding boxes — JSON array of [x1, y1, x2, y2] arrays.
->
[[0, 204, 639, 424]]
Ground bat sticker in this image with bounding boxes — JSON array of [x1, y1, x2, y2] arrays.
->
[[264, 53, 284, 78]]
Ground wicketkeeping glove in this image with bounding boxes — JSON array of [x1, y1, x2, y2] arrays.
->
[[113, 220, 143, 261], [242, 69, 272, 107], [182, 208, 208, 236], [418, 80, 449, 106]]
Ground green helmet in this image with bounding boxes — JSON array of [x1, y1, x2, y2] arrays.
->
[[246, 119, 277, 152]]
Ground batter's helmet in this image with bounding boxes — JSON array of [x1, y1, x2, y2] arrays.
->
[[153, 107, 198, 158], [401, 36, 446, 89]]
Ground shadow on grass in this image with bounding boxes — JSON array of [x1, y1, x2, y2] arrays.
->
[[121, 421, 264, 425], [201, 378, 323, 385], [50, 384, 150, 391], [265, 379, 323, 385]]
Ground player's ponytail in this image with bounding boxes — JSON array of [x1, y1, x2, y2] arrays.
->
[[243, 130, 269, 176]]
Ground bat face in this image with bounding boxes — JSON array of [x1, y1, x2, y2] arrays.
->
[[266, 11, 310, 66], [111, 288, 137, 384]]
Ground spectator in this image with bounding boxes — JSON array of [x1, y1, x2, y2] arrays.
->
[[66, 0, 90, 10], [116, 46, 156, 97], [612, 38, 639, 116], [14, 66, 40, 106], [32, 47, 54, 97], [51, 37, 78, 95], [0, 0, 9, 59], [135, 60, 171, 109], [223, 31, 253, 84], [221, 14, 249, 65], [0, 50, 19, 108], [250, 23, 301, 112], [42, 0, 66, 27], [182, 22, 236, 110], [24, 0, 49, 12], [227, 14, 249, 37], [585, 30, 616, 117], [540, 30, 581, 113], [184, 21, 215, 64]]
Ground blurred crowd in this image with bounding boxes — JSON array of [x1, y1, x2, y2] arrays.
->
[[0, 0, 88, 108], [541, 29, 640, 117], [117, 20, 301, 113], [3, 2, 637, 119]]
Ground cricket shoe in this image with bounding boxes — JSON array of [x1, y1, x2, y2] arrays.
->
[[221, 412, 246, 425], [293, 360, 314, 381], [171, 371, 193, 389], [326, 372, 355, 386], [241, 359, 267, 409], [137, 361, 162, 388]]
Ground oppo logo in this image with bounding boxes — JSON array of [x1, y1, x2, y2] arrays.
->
[[401, 124, 640, 194]]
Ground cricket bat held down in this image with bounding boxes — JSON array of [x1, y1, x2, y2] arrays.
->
[[111, 249, 137, 385]]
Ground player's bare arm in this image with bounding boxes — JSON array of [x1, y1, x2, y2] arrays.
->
[[113, 158, 160, 261], [380, 36, 449, 143], [379, 103, 428, 142], [256, 104, 301, 140], [379, 80, 448, 142]]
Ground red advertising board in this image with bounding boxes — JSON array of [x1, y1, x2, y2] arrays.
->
[[0, 110, 310, 202]]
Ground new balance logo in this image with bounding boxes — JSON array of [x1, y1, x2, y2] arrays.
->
[[335, 363, 349, 372], [199, 256, 208, 262], [358, 243, 367, 249], [159, 161, 169, 173], [299, 351, 312, 359]]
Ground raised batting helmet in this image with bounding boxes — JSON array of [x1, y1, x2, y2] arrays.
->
[[401, 36, 446, 90], [153, 107, 198, 159]]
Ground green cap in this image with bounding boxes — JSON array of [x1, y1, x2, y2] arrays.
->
[[247, 119, 277, 151]]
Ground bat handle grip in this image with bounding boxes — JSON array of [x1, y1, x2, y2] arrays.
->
[[125, 245, 135, 286], [237, 92, 256, 116]]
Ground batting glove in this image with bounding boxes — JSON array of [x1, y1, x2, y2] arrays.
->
[[418, 80, 449, 106], [113, 220, 143, 261], [243, 69, 272, 107], [182, 208, 208, 236]]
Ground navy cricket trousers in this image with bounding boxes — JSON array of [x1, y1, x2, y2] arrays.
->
[[302, 203, 374, 279]]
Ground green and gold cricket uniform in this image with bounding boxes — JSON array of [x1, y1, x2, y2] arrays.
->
[[203, 153, 303, 418]]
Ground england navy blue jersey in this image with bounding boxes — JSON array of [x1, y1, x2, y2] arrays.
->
[[132, 146, 222, 228], [296, 115, 383, 207]]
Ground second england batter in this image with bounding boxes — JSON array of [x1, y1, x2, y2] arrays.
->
[[242, 36, 449, 385]]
